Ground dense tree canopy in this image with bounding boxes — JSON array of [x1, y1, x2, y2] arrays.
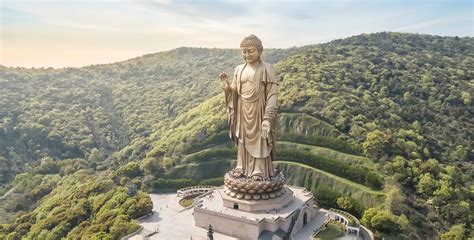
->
[[0, 170, 152, 239]]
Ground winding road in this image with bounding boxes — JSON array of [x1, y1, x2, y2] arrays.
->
[[0, 186, 16, 200]]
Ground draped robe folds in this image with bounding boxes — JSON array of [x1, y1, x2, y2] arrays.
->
[[224, 61, 278, 179]]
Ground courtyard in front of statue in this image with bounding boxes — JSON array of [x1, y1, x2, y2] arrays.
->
[[127, 192, 366, 240]]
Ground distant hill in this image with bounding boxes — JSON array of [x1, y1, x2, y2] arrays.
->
[[0, 32, 472, 239]]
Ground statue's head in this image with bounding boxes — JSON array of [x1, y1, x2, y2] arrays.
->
[[240, 34, 263, 64]]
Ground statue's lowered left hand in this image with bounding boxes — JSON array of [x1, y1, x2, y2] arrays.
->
[[261, 120, 270, 139]]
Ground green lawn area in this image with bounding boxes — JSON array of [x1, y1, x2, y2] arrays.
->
[[179, 198, 194, 207], [314, 222, 345, 240]]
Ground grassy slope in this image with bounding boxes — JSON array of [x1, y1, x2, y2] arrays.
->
[[276, 161, 385, 208], [165, 159, 234, 180], [277, 141, 373, 168], [277, 112, 345, 138]]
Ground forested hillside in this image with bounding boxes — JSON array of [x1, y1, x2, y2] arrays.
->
[[275, 33, 473, 239], [0, 32, 472, 239]]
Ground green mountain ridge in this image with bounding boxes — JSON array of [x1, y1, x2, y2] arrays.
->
[[0, 32, 472, 239]]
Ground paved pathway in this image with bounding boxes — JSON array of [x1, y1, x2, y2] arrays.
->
[[335, 235, 360, 240], [294, 208, 328, 239]]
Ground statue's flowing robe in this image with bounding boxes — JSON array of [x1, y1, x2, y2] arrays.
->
[[225, 61, 278, 179]]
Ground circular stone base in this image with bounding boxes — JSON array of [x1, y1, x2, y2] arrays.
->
[[223, 171, 285, 200]]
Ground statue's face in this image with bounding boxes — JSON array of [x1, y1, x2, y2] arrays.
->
[[241, 46, 261, 64]]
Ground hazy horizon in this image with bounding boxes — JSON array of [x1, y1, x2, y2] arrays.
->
[[2, 0, 472, 68], [1, 31, 471, 70]]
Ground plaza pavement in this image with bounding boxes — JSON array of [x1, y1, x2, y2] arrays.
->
[[128, 193, 237, 240]]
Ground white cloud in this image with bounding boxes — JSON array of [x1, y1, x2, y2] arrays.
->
[[1, 0, 472, 67], [392, 14, 473, 33]]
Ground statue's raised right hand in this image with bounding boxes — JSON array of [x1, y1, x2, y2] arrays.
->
[[219, 72, 228, 81], [219, 72, 230, 91]]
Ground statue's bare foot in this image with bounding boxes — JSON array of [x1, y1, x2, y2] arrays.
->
[[231, 169, 244, 178], [251, 175, 264, 181]]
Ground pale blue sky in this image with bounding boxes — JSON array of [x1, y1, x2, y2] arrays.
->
[[1, 0, 472, 68]]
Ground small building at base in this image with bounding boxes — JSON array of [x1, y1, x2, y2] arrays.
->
[[194, 185, 318, 240]]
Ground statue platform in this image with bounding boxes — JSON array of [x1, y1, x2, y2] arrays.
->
[[221, 187, 293, 212], [223, 171, 286, 200], [194, 185, 318, 240]]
